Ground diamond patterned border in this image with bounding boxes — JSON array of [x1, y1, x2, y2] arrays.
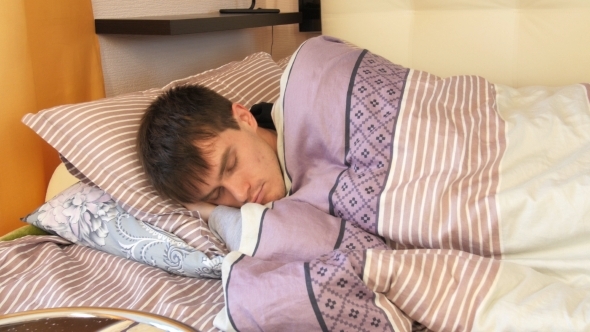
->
[[330, 51, 409, 234]]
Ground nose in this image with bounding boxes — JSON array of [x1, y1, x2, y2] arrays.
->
[[223, 176, 250, 205]]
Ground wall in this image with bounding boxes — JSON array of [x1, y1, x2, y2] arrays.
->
[[321, 0, 590, 87], [92, 0, 318, 97]]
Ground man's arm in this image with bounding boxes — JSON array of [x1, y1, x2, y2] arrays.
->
[[184, 201, 217, 222], [185, 201, 242, 251], [208, 205, 241, 251]]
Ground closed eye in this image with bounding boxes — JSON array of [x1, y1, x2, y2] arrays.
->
[[226, 154, 238, 173], [203, 187, 223, 203]]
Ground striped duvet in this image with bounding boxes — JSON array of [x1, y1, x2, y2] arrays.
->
[[216, 36, 590, 331]]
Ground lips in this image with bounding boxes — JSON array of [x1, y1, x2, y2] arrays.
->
[[252, 184, 264, 204]]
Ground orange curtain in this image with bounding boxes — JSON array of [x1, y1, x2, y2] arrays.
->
[[0, 0, 105, 235]]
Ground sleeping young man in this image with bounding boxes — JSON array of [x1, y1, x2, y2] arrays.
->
[[138, 36, 590, 331], [137, 83, 285, 251]]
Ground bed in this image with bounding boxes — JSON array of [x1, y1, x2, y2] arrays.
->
[[2, 1, 590, 331]]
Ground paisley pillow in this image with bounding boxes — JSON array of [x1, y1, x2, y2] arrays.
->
[[23, 182, 223, 278]]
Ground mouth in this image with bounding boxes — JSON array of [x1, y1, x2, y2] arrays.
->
[[252, 183, 264, 204]]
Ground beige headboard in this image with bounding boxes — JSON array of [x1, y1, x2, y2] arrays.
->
[[322, 0, 590, 87]]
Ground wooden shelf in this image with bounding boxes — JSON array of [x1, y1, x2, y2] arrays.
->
[[95, 12, 302, 35]]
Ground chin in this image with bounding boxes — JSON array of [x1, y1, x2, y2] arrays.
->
[[268, 189, 287, 203]]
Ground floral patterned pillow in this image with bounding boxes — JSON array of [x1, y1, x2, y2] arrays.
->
[[22, 182, 223, 278]]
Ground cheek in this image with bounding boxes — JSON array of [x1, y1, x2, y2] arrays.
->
[[248, 147, 271, 171]]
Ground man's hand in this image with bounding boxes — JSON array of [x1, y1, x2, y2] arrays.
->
[[183, 201, 217, 222]]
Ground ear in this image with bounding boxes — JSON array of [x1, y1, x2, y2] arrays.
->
[[232, 103, 258, 130]]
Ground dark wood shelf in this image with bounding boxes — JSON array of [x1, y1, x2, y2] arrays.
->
[[95, 12, 302, 35]]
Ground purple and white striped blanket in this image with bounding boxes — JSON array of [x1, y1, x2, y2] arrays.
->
[[215, 36, 590, 331]]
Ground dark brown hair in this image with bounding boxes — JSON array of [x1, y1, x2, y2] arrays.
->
[[137, 84, 239, 203]]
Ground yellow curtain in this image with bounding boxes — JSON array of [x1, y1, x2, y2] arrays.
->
[[0, 0, 105, 235]]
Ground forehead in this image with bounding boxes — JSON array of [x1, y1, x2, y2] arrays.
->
[[196, 135, 223, 164], [196, 129, 239, 164]]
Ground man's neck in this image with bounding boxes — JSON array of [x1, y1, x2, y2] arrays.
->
[[257, 127, 278, 154]]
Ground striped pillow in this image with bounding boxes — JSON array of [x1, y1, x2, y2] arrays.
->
[[22, 52, 283, 256], [276, 55, 292, 71]]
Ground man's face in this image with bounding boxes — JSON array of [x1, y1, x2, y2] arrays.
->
[[195, 104, 286, 208]]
